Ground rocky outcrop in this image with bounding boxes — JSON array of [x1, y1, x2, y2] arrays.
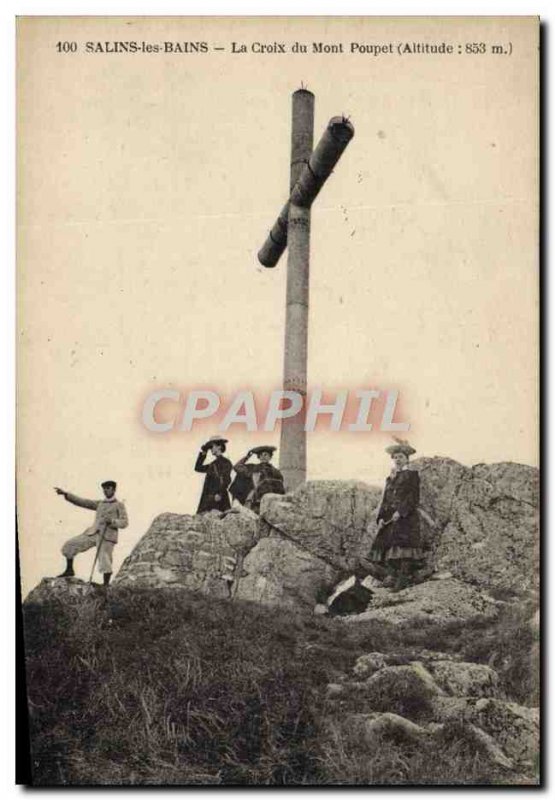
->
[[431, 696, 539, 769], [469, 699, 539, 765], [353, 649, 463, 680], [106, 457, 537, 611], [243, 459, 538, 607], [345, 712, 516, 772], [428, 660, 499, 698], [363, 662, 444, 705], [344, 578, 500, 626], [115, 507, 258, 598], [25, 577, 100, 605], [352, 651, 390, 679], [326, 646, 539, 780], [413, 459, 539, 594]]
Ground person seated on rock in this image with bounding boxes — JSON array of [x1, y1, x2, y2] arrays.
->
[[54, 480, 128, 586], [368, 438, 426, 592], [233, 446, 285, 514], [194, 436, 233, 514]]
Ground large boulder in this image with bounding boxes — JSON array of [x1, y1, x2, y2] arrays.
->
[[115, 508, 259, 598], [412, 458, 539, 594], [352, 651, 390, 679], [364, 662, 444, 700], [470, 699, 539, 766], [432, 697, 539, 769], [352, 649, 462, 680], [427, 661, 499, 698], [260, 480, 382, 572], [233, 537, 338, 609]]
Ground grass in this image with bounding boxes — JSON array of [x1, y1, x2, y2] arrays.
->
[[22, 586, 539, 786], [318, 718, 525, 786]]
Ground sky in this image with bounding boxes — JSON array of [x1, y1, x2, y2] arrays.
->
[[17, 16, 538, 594]]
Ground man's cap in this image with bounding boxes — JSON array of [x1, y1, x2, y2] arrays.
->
[[203, 436, 229, 448], [385, 438, 416, 457], [251, 445, 277, 456], [101, 480, 117, 490]]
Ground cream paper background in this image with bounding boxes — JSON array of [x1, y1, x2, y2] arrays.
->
[[17, 16, 538, 596]]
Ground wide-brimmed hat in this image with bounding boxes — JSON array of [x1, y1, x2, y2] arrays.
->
[[251, 445, 277, 456], [385, 438, 416, 457], [101, 480, 117, 490], [203, 436, 229, 448]]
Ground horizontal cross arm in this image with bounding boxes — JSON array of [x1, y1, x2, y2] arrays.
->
[[258, 116, 355, 268]]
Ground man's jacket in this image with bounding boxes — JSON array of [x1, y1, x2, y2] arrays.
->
[[65, 492, 129, 543]]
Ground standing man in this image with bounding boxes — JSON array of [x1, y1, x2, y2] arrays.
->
[[194, 436, 233, 514], [54, 480, 128, 586]]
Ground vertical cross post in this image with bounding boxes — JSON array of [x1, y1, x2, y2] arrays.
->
[[258, 90, 354, 493], [280, 89, 314, 491]]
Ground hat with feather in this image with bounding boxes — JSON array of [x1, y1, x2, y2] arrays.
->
[[385, 437, 416, 457]]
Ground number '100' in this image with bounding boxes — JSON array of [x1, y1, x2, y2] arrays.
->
[[56, 42, 77, 53]]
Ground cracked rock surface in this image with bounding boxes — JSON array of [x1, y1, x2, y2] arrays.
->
[[114, 507, 258, 598], [414, 458, 539, 594], [345, 578, 501, 626]]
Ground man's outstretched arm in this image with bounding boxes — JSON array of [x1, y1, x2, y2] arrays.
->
[[54, 487, 98, 511]]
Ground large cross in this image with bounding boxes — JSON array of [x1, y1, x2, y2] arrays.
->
[[258, 88, 354, 491]]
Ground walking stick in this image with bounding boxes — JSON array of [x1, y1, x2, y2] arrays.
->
[[89, 524, 107, 584]]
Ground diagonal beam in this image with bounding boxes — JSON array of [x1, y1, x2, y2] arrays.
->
[[258, 116, 355, 268]]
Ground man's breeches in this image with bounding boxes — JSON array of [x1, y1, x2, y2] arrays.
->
[[62, 532, 115, 573]]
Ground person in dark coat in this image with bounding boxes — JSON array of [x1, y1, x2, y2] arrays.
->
[[229, 463, 256, 506], [194, 436, 232, 514], [233, 446, 285, 513], [369, 439, 425, 590]]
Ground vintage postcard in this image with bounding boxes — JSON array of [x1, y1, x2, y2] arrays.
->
[[17, 16, 539, 786]]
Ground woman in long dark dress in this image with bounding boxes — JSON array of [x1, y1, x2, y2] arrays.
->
[[194, 436, 232, 514], [369, 439, 426, 590]]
